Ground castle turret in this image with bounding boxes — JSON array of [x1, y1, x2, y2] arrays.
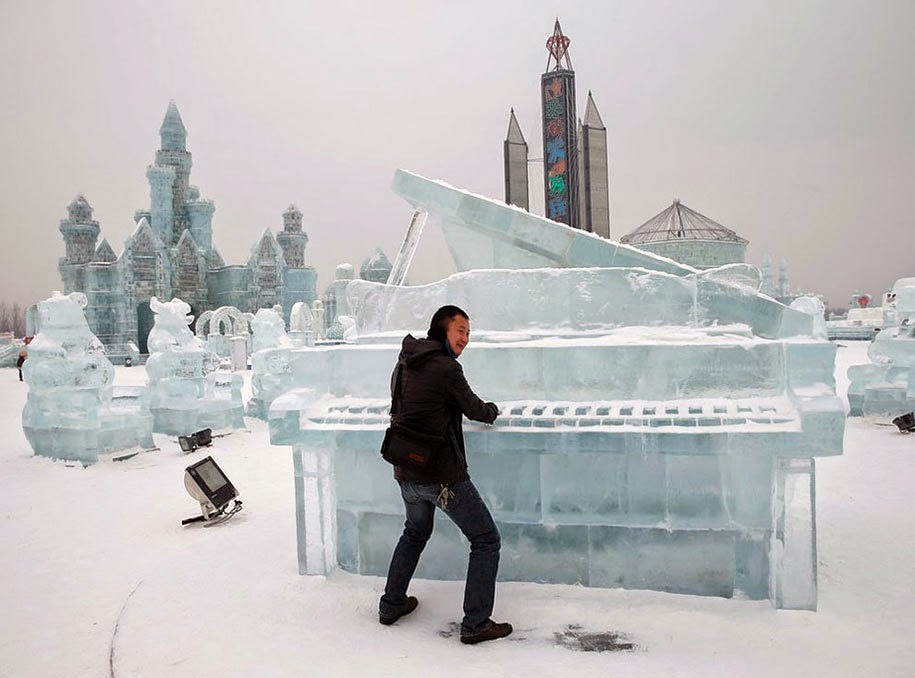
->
[[504, 109, 529, 210], [59, 195, 100, 265], [186, 185, 215, 255], [146, 164, 176, 245], [154, 101, 193, 244], [159, 99, 187, 151], [275, 204, 316, 323], [276, 204, 308, 268]]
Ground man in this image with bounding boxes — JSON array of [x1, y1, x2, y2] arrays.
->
[[378, 305, 513, 645]]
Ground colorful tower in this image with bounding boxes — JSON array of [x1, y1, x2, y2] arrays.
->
[[541, 19, 579, 229], [503, 109, 529, 210], [580, 91, 610, 237]]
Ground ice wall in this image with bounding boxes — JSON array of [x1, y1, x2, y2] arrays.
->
[[347, 267, 812, 340], [21, 292, 154, 463], [145, 296, 244, 434]]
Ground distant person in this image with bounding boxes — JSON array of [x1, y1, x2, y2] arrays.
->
[[16, 336, 32, 382], [378, 305, 512, 645]]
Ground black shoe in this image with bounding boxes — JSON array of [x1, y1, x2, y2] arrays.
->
[[460, 620, 513, 644], [379, 596, 418, 625]]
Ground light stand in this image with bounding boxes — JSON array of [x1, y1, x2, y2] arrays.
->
[[181, 456, 242, 526]]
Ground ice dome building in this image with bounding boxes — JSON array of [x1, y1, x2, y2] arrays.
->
[[620, 199, 748, 269]]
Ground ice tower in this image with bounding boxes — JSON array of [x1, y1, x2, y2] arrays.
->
[[59, 195, 100, 268], [263, 169, 844, 610]]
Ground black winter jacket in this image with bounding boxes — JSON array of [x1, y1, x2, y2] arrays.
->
[[390, 334, 498, 485]]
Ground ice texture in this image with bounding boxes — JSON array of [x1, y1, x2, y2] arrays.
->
[[21, 291, 154, 463], [144, 297, 244, 434], [264, 171, 844, 610]]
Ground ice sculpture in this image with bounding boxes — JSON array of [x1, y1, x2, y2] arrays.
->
[[264, 171, 844, 610], [145, 296, 244, 434], [338, 316, 358, 342], [0, 332, 22, 368], [247, 306, 295, 419], [196, 306, 254, 369], [848, 278, 915, 415], [288, 301, 317, 347], [21, 291, 154, 464], [789, 296, 827, 340], [826, 291, 894, 341]]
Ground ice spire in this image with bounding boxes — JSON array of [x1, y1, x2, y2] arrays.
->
[[159, 100, 187, 151]]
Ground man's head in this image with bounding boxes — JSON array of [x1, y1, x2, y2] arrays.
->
[[427, 305, 470, 357]]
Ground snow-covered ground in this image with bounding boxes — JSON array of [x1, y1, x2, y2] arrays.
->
[[1, 341, 913, 677]]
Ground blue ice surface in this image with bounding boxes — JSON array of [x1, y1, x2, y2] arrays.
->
[[263, 170, 843, 610]]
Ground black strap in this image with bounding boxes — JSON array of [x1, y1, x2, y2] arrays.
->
[[390, 359, 406, 424]]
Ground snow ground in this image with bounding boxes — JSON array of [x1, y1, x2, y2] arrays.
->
[[1, 341, 913, 677]]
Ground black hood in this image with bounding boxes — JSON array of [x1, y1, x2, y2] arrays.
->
[[399, 334, 447, 368]]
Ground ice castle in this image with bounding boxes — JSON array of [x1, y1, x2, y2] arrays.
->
[[57, 101, 318, 361]]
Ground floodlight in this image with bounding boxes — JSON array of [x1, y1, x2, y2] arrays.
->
[[892, 412, 915, 433], [177, 428, 213, 453], [194, 428, 213, 447], [182, 456, 242, 525]]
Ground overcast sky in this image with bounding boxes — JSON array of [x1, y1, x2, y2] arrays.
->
[[1, 0, 912, 311]]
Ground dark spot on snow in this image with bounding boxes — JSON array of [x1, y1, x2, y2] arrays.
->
[[439, 621, 460, 639], [554, 624, 636, 652]]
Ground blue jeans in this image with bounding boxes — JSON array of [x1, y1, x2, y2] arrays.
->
[[379, 480, 501, 635]]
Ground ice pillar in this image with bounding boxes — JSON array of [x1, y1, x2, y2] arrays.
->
[[293, 447, 337, 575], [386, 209, 427, 287], [771, 458, 818, 610]]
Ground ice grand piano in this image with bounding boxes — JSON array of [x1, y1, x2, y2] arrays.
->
[[264, 171, 844, 610]]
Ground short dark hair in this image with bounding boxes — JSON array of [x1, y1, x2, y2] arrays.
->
[[427, 305, 469, 342]]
